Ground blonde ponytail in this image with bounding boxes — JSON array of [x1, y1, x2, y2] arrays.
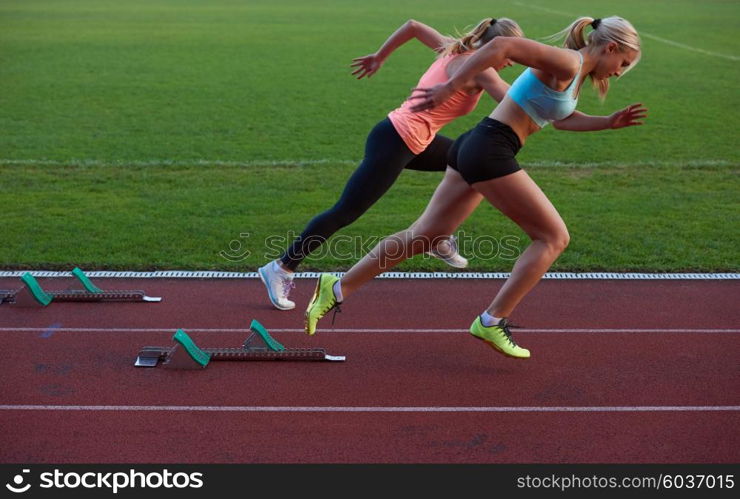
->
[[546, 16, 641, 100], [563, 17, 594, 50], [440, 17, 523, 57]]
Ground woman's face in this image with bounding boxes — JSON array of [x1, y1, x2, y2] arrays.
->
[[593, 42, 639, 80]]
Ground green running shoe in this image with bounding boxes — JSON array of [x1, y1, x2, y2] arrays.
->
[[469, 316, 530, 359], [305, 273, 341, 335]]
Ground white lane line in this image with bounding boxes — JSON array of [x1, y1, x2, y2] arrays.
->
[[512, 1, 740, 62], [0, 159, 733, 168], [1, 270, 738, 279], [1, 327, 738, 334], [0, 158, 358, 168], [0, 405, 738, 413], [641, 33, 740, 62]]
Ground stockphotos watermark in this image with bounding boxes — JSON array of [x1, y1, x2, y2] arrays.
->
[[4, 467, 204, 494], [219, 231, 521, 264], [5, 469, 31, 494]]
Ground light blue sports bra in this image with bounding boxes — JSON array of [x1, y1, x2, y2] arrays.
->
[[508, 51, 583, 127]]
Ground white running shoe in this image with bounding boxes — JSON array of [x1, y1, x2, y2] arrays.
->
[[426, 235, 468, 269], [258, 261, 296, 310]]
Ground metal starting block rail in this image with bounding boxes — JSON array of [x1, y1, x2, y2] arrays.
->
[[134, 319, 346, 369], [0, 268, 162, 306]]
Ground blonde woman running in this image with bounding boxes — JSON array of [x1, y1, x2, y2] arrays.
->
[[305, 17, 647, 359], [258, 17, 523, 310]]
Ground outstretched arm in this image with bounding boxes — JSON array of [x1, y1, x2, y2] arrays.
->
[[553, 103, 648, 131], [410, 37, 579, 111], [351, 19, 452, 79]]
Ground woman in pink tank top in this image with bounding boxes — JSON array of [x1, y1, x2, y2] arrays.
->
[[258, 18, 523, 311]]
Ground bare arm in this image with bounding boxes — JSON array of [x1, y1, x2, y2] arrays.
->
[[351, 19, 453, 79], [553, 104, 648, 131], [473, 67, 510, 103], [410, 37, 580, 110], [378, 19, 451, 56]]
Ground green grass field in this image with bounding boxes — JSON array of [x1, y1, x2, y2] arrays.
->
[[1, 0, 738, 271]]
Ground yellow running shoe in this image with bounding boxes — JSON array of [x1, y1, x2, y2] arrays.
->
[[469, 316, 530, 359], [304, 273, 341, 335]]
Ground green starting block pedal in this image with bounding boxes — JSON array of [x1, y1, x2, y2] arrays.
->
[[15, 273, 54, 306], [163, 329, 212, 369], [246, 319, 285, 351], [71, 267, 104, 293], [134, 320, 346, 368], [1, 268, 162, 306]]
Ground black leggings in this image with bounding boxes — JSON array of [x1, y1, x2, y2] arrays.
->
[[280, 117, 453, 271]]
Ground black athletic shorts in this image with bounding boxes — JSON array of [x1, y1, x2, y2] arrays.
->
[[447, 117, 522, 184]]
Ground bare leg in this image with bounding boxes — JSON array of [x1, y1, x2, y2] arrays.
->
[[341, 168, 483, 298], [472, 170, 570, 317]]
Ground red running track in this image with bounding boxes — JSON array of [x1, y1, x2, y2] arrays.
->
[[0, 277, 738, 463]]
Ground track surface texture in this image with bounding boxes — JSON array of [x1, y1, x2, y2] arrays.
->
[[0, 277, 738, 463]]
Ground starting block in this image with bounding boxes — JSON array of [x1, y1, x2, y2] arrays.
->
[[134, 319, 346, 369], [0, 268, 162, 307]]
